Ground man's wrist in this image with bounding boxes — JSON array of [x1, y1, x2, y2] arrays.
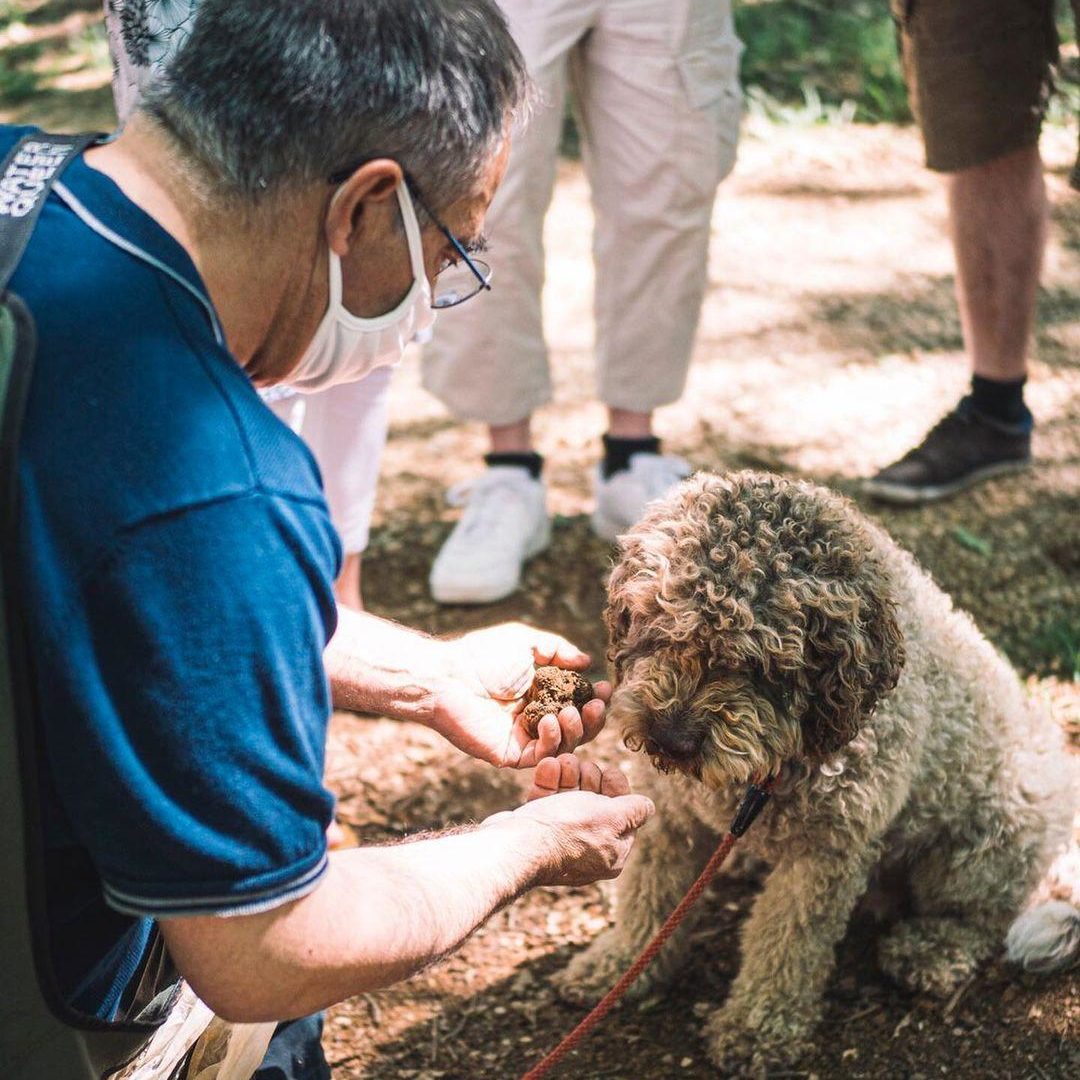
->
[[325, 611, 455, 725], [480, 811, 560, 893]]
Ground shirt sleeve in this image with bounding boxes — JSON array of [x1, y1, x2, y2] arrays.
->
[[38, 490, 341, 918]]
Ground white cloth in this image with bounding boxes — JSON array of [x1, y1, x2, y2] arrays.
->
[[103, 1, 393, 558], [105, 983, 275, 1080], [269, 369, 393, 554], [422, 0, 742, 424]]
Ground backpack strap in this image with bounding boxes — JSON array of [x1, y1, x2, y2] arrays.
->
[[0, 132, 100, 294]]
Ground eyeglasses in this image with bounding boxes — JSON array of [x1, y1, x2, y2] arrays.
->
[[407, 183, 493, 309], [327, 160, 493, 310]]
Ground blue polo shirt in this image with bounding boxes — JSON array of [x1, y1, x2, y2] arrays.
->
[[6, 126, 342, 1019]]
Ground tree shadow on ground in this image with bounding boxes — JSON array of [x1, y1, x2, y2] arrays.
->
[[365, 462, 1079, 682], [1052, 194, 1080, 256], [751, 180, 926, 200], [809, 276, 1080, 368], [353, 881, 1076, 1080]]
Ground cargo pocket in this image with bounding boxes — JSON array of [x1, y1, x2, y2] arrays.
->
[[676, 31, 744, 193]]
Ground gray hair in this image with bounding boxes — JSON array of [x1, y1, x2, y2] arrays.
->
[[140, 0, 530, 209]]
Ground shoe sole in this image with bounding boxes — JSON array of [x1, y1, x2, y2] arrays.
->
[[429, 517, 553, 605], [862, 458, 1031, 506]]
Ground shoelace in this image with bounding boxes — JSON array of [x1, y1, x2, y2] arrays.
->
[[445, 472, 537, 539]]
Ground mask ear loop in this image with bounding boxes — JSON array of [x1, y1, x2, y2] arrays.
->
[[323, 184, 350, 310], [324, 177, 424, 329], [395, 182, 430, 291]]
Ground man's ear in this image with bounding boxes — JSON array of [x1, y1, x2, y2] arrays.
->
[[325, 159, 403, 256]]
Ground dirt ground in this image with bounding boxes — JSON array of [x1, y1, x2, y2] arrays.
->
[[321, 121, 1079, 1079]]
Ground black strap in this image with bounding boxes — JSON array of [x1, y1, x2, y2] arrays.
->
[[0, 131, 100, 294]]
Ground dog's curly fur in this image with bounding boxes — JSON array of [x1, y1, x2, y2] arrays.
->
[[555, 472, 1077, 1077]]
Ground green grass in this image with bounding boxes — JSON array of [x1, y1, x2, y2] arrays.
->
[[1034, 618, 1080, 682], [736, 0, 1078, 127], [736, 0, 910, 124], [738, 0, 907, 123], [1, 0, 1077, 139]]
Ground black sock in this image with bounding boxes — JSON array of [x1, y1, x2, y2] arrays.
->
[[484, 450, 543, 480], [601, 434, 661, 480], [969, 375, 1030, 426]]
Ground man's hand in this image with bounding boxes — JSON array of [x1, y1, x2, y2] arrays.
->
[[432, 623, 611, 768], [162, 748, 649, 1022], [525, 752, 631, 801], [485, 754, 653, 887]]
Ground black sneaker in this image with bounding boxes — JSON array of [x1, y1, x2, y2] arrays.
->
[[863, 396, 1032, 505]]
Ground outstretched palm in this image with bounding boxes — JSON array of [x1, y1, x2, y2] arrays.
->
[[432, 622, 610, 768]]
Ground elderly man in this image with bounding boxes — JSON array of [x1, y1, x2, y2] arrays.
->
[[105, 0, 406, 612], [7, 2, 652, 1077]]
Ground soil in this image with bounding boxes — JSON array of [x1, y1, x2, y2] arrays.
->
[[323, 121, 1079, 1080], [522, 667, 595, 735]]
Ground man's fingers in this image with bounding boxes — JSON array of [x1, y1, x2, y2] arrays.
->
[[531, 755, 563, 796], [600, 765, 630, 797], [611, 793, 656, 833], [531, 633, 590, 671], [579, 699, 605, 744], [558, 752, 580, 790], [535, 713, 561, 760], [556, 706, 584, 752], [592, 680, 613, 703], [579, 759, 603, 794]]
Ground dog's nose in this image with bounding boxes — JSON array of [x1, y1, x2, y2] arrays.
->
[[648, 712, 705, 761]]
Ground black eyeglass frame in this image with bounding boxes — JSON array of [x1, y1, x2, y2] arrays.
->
[[327, 160, 492, 308]]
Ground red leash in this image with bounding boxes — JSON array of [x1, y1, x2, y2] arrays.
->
[[520, 776, 777, 1080]]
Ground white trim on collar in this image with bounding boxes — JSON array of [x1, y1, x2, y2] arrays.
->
[[53, 179, 225, 348]]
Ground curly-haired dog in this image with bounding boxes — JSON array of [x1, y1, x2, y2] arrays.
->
[[555, 471, 1077, 1075]]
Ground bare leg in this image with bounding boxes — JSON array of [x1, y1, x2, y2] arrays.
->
[[607, 408, 653, 439], [865, 145, 1043, 503], [329, 553, 363, 843], [490, 410, 655, 452], [489, 417, 533, 454], [949, 143, 1046, 381], [333, 553, 363, 612]]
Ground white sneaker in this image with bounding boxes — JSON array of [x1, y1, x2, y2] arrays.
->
[[592, 452, 692, 541], [430, 466, 551, 604]]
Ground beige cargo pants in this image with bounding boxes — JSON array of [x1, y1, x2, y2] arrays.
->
[[422, 0, 742, 425]]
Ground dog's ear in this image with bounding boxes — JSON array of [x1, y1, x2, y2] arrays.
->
[[798, 578, 906, 759], [604, 549, 637, 680], [603, 593, 633, 679]]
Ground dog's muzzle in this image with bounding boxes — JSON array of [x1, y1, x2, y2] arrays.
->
[[627, 711, 706, 776]]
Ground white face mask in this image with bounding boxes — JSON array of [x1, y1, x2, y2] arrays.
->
[[288, 181, 436, 393]]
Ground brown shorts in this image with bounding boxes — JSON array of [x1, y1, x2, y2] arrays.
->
[[894, 0, 1079, 187]]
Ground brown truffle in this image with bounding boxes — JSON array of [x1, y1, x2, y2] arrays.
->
[[521, 666, 595, 736]]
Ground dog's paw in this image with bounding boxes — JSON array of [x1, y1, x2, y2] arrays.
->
[[703, 1003, 812, 1079], [879, 917, 990, 998], [553, 931, 666, 1007]]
